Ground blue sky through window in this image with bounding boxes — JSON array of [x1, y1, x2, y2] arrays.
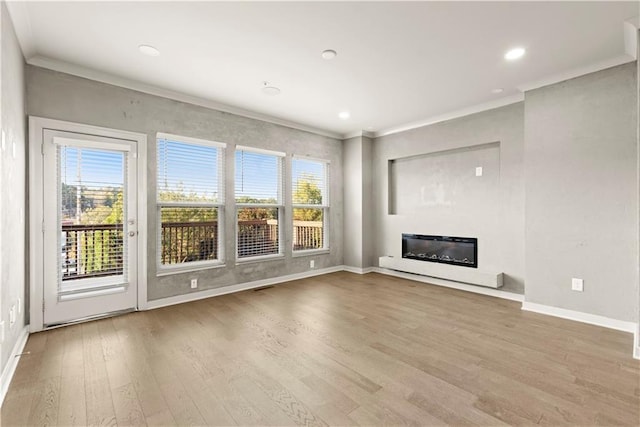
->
[[62, 139, 326, 203]]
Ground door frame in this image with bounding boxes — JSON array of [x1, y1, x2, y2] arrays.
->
[[29, 117, 148, 332]]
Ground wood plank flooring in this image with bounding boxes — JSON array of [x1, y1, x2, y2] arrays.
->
[[2, 272, 638, 426]]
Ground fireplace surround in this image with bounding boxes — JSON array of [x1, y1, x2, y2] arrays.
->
[[402, 234, 477, 268]]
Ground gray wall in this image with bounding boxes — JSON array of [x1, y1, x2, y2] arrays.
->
[[26, 66, 343, 301], [524, 62, 638, 322], [343, 136, 364, 268], [373, 103, 526, 294], [0, 2, 27, 374], [342, 135, 374, 269]]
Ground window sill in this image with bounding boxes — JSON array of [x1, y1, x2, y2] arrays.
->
[[156, 261, 226, 277], [236, 253, 285, 265], [292, 249, 330, 257]]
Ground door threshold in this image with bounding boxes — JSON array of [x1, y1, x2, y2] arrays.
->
[[43, 307, 136, 330]]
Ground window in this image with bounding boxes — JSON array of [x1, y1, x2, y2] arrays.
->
[[292, 157, 329, 252], [235, 146, 284, 260], [157, 133, 225, 270]]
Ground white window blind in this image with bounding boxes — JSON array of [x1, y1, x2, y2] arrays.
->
[[292, 157, 329, 251], [58, 146, 128, 292], [235, 147, 284, 259], [156, 133, 225, 268]]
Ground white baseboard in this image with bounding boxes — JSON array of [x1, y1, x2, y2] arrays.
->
[[0, 325, 29, 406], [521, 302, 637, 332], [372, 267, 524, 302], [343, 266, 375, 274], [522, 301, 639, 359], [146, 265, 345, 310]]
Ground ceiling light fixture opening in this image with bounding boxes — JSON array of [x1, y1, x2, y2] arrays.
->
[[338, 111, 350, 120], [504, 47, 525, 61], [491, 88, 504, 94], [322, 49, 337, 60], [138, 44, 160, 57]]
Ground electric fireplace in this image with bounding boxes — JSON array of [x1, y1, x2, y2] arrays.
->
[[402, 234, 477, 268]]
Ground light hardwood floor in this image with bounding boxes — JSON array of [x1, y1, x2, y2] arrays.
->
[[2, 272, 638, 426]]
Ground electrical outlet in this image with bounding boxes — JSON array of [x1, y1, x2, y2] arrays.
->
[[190, 278, 198, 289], [310, 260, 315, 269], [571, 278, 584, 292]]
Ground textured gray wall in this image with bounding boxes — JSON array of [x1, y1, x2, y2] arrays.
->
[[373, 103, 525, 294], [362, 136, 374, 268], [525, 63, 638, 322], [26, 66, 343, 301], [342, 135, 375, 269], [0, 2, 27, 374], [342, 136, 364, 268]]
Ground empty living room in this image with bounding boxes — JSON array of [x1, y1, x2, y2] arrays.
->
[[0, 1, 639, 426]]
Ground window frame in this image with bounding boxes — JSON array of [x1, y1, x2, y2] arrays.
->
[[291, 155, 330, 255], [234, 145, 286, 263], [156, 132, 226, 275]]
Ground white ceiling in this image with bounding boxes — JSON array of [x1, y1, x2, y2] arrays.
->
[[7, 1, 639, 138]]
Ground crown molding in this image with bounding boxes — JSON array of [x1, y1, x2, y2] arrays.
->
[[27, 55, 343, 140], [517, 54, 635, 93], [341, 130, 375, 140], [624, 19, 639, 59], [373, 93, 524, 138]]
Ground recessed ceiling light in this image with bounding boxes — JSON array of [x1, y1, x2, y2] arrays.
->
[[261, 82, 281, 96], [262, 86, 281, 96], [504, 47, 525, 61], [338, 111, 350, 120], [491, 88, 504, 94], [322, 49, 337, 60], [139, 44, 160, 57]]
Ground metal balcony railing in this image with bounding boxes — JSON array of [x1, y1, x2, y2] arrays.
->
[[62, 220, 324, 279]]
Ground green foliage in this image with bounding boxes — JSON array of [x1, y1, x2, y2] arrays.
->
[[61, 183, 94, 216], [293, 175, 323, 221]]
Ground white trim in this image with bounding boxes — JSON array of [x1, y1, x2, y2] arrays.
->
[[343, 266, 375, 274], [145, 265, 344, 310], [157, 132, 226, 149], [292, 248, 331, 258], [28, 117, 45, 332], [156, 261, 226, 277], [236, 145, 286, 157], [28, 117, 149, 329], [372, 267, 524, 302], [522, 301, 637, 334], [236, 253, 286, 264], [517, 54, 635, 93], [374, 94, 524, 138], [0, 326, 29, 406], [342, 130, 375, 140], [624, 20, 639, 59], [27, 55, 341, 139]]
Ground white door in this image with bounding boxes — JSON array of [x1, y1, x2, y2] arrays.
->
[[42, 129, 138, 326]]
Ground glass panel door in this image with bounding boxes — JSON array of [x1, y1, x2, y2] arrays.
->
[[43, 130, 137, 326]]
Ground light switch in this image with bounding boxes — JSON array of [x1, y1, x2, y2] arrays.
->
[[475, 167, 483, 177], [1, 130, 5, 151]]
